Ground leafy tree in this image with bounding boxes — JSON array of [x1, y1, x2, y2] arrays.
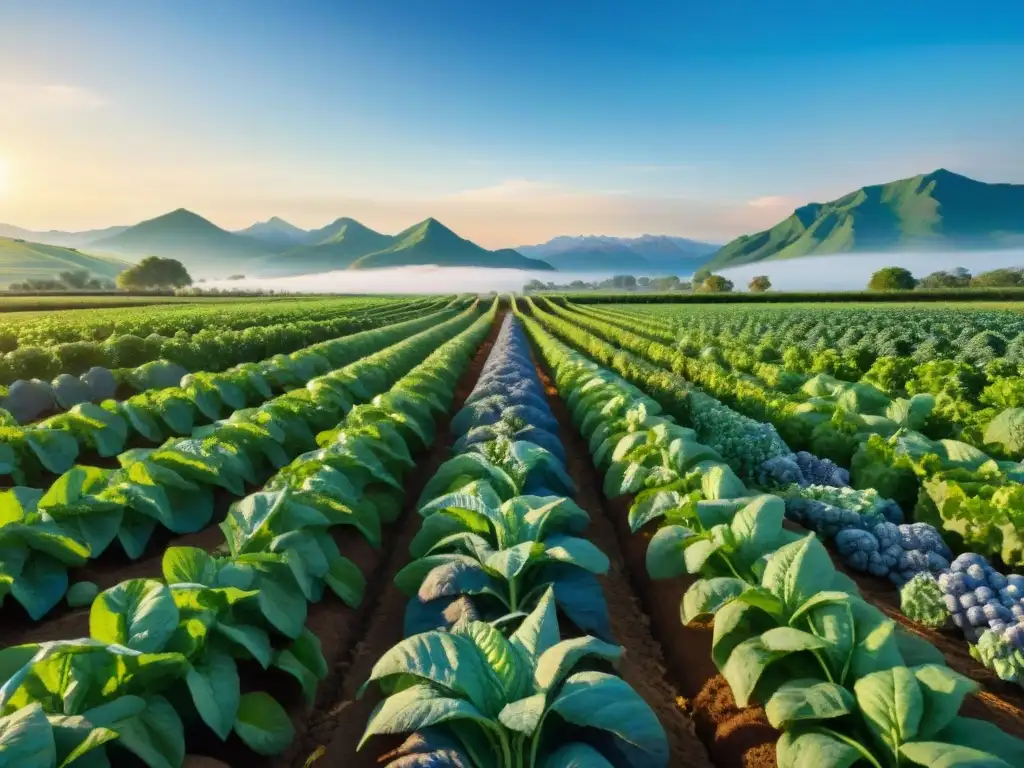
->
[[650, 275, 681, 291], [916, 268, 972, 289], [116, 256, 193, 289], [868, 266, 917, 291], [58, 270, 91, 289], [748, 275, 771, 292], [693, 267, 712, 286], [971, 267, 1024, 288], [637, 276, 650, 287], [698, 274, 734, 292], [611, 274, 637, 289]]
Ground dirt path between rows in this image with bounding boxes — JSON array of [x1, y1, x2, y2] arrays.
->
[[280, 310, 506, 767], [531, 359, 714, 768]]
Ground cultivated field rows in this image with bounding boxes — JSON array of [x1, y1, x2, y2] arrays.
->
[[1, 297, 1024, 768]]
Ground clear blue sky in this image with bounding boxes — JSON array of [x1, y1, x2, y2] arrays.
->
[[2, 0, 1023, 246]]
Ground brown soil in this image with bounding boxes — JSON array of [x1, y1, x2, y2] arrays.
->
[[278, 310, 506, 768], [535, 360, 713, 767], [532, 360, 774, 768]]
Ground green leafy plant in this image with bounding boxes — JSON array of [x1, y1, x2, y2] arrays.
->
[[358, 588, 668, 767]]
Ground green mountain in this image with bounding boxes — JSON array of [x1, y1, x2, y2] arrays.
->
[[89, 209, 273, 276], [257, 218, 396, 276], [0, 237, 129, 287], [703, 169, 1024, 270], [350, 218, 554, 271]]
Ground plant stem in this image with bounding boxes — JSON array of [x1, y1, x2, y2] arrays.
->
[[817, 726, 886, 768]]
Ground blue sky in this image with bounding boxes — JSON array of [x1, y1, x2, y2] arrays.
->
[[1, 0, 1023, 246]]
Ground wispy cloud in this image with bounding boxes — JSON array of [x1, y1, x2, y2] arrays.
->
[[0, 83, 106, 110], [746, 194, 794, 209]]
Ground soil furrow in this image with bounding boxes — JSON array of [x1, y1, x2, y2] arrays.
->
[[531, 355, 714, 768], [279, 309, 506, 768], [530, 351, 778, 768]]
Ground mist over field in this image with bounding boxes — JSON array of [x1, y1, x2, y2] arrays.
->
[[716, 249, 1024, 292], [202, 250, 1024, 294]]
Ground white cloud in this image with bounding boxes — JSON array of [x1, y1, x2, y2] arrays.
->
[[747, 195, 794, 209], [0, 83, 106, 111], [446, 179, 563, 202]]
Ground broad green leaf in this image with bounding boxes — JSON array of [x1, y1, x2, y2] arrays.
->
[[645, 525, 698, 579], [761, 534, 835, 613], [900, 742, 1013, 768], [510, 587, 559, 660], [361, 631, 506, 717], [12, 555, 70, 621], [540, 743, 616, 768], [534, 637, 622, 692], [913, 664, 978, 739], [776, 729, 862, 768], [233, 691, 295, 756], [0, 703, 56, 767], [114, 695, 185, 768], [854, 666, 924, 755], [90, 579, 177, 652], [765, 678, 855, 729], [549, 671, 668, 765], [359, 685, 493, 750], [66, 581, 99, 608], [936, 717, 1024, 766], [542, 536, 609, 575], [722, 629, 826, 708], [680, 577, 747, 624], [497, 693, 546, 735], [185, 650, 240, 740], [162, 547, 217, 586], [453, 620, 531, 702]]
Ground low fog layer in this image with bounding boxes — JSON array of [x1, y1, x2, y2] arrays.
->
[[202, 250, 1024, 294], [716, 250, 1024, 292]]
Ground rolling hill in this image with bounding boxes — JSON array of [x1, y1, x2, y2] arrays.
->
[[703, 169, 1024, 270], [349, 218, 554, 271], [0, 237, 129, 287], [256, 219, 397, 275], [518, 234, 718, 273], [89, 209, 273, 275], [0, 223, 129, 248]]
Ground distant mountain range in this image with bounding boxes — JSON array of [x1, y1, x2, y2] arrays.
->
[[702, 169, 1024, 270], [0, 210, 554, 282], [517, 235, 719, 274]]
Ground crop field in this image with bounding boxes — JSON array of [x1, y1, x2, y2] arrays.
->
[[2, 295, 1024, 768]]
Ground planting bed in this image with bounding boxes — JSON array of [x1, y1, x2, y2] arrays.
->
[[5, 293, 1024, 768]]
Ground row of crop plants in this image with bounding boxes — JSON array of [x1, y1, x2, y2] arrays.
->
[[523, 297, 1024, 715], [1, 296, 419, 349], [0, 296, 456, 417], [1, 302, 465, 486], [0, 301, 498, 765], [0, 302, 488, 624], [356, 314, 671, 767], [538, 299, 1024, 573], [572, 300, 1023, 462], [518, 300, 1024, 767]]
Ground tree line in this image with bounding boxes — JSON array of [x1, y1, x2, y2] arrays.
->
[[867, 266, 1024, 290]]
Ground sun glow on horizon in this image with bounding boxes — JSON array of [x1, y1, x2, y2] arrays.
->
[[0, 159, 10, 197]]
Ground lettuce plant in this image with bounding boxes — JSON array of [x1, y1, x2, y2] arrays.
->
[[359, 589, 668, 768]]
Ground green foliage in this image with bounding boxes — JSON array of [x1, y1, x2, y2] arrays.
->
[[899, 573, 949, 629], [748, 275, 771, 292], [869, 266, 918, 291], [698, 274, 734, 292], [116, 257, 193, 290]]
